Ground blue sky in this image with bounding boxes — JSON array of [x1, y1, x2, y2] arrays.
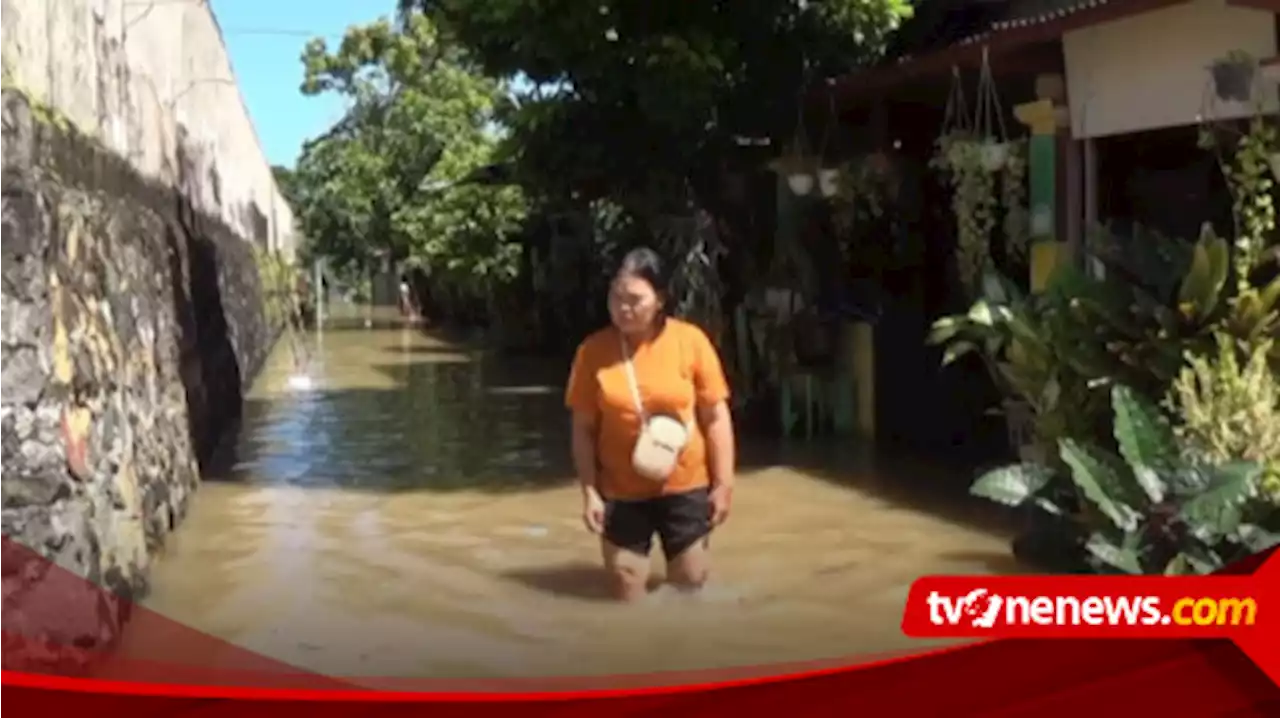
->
[[212, 0, 397, 168]]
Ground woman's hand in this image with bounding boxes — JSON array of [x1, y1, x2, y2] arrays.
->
[[582, 486, 606, 534], [709, 483, 733, 526]]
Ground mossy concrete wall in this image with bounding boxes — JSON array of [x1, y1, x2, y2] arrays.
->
[[1, 0, 293, 671]]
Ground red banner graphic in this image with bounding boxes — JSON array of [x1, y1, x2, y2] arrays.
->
[[3, 536, 1278, 715]]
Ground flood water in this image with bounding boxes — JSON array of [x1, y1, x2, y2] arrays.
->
[[138, 308, 1017, 683]]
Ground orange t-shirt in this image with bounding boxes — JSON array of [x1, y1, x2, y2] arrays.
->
[[565, 318, 731, 500]]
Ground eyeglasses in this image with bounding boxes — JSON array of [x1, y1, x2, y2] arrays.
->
[[609, 292, 652, 309]]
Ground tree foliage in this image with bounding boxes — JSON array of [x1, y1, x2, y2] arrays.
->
[[288, 12, 527, 286], [282, 2, 915, 334], [404, 0, 914, 203]]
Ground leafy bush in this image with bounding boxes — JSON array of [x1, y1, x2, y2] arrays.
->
[[971, 385, 1279, 575], [1166, 331, 1280, 504], [929, 224, 1280, 458]]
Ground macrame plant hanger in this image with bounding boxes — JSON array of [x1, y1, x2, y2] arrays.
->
[[974, 46, 1011, 171], [938, 65, 973, 170], [815, 89, 842, 198], [942, 66, 972, 139]]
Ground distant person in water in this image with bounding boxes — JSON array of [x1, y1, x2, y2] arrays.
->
[[398, 274, 420, 322], [564, 247, 737, 601]]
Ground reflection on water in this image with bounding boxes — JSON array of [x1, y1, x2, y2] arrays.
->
[[140, 309, 1016, 681]]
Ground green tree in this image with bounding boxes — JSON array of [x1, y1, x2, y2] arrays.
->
[[403, 0, 913, 208], [290, 12, 527, 294]]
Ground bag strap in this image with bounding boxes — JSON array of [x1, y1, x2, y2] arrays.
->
[[618, 333, 648, 422]]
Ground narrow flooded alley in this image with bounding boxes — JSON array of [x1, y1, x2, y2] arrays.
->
[[139, 310, 1016, 681]]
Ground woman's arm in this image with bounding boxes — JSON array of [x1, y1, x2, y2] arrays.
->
[[565, 340, 603, 511], [571, 410, 600, 495], [698, 401, 736, 489], [689, 325, 735, 491]]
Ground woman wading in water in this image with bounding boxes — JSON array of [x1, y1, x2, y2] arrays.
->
[[565, 248, 737, 601]]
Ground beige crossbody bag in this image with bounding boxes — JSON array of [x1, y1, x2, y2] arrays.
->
[[620, 333, 691, 483]]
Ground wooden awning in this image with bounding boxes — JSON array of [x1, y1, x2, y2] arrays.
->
[[821, 0, 1197, 107]]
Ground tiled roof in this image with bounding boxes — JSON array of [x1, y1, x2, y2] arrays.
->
[[824, 0, 1188, 99], [887, 0, 1129, 59], [953, 0, 1117, 45]]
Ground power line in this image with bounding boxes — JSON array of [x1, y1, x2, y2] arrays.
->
[[219, 27, 345, 39]]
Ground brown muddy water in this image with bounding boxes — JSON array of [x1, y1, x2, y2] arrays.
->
[[138, 309, 1017, 682]]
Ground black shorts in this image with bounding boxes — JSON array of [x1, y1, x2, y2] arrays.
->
[[603, 487, 712, 562]]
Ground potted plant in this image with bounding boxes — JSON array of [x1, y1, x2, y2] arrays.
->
[[787, 168, 816, 196], [940, 131, 980, 171], [1000, 139, 1030, 261], [973, 54, 1012, 172], [769, 141, 819, 197], [932, 131, 997, 294], [817, 166, 842, 198], [981, 140, 1011, 172], [1210, 51, 1257, 103]]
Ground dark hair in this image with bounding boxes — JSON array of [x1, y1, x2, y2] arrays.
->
[[614, 246, 669, 300]]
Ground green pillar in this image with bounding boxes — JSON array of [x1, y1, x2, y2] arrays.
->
[[1027, 133, 1056, 240], [1015, 98, 1064, 293]]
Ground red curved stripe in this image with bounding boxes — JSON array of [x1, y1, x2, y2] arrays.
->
[[3, 539, 1277, 713], [0, 640, 983, 701]]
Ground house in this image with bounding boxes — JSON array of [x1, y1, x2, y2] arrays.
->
[[784, 0, 1278, 459]]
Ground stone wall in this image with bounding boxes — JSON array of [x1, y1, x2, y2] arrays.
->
[[1, 0, 294, 669], [1, 88, 281, 671]]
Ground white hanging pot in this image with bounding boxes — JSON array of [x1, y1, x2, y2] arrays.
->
[[817, 167, 841, 197], [1269, 152, 1280, 182], [981, 141, 1011, 172], [787, 171, 815, 196]]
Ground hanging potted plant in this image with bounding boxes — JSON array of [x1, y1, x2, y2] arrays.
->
[[947, 132, 983, 170], [974, 49, 1012, 172], [948, 140, 998, 293], [929, 67, 976, 174], [1000, 139, 1030, 262], [930, 66, 996, 294], [785, 163, 817, 196], [813, 91, 846, 199], [1209, 51, 1257, 103], [817, 166, 842, 198], [831, 156, 888, 236], [769, 140, 818, 197], [982, 141, 1011, 172]]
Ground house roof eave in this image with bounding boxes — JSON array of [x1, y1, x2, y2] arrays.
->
[[822, 0, 1197, 108]]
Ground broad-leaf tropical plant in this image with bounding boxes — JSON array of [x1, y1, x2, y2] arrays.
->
[[971, 384, 1279, 575], [929, 222, 1280, 457]]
